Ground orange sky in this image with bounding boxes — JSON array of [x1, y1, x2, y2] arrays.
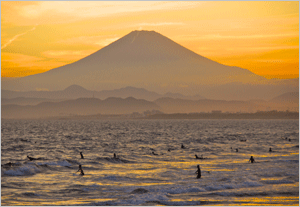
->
[[1, 1, 299, 79]]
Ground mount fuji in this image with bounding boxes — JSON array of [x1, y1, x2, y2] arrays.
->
[[2, 30, 298, 100]]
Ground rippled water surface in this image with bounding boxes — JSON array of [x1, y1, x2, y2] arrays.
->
[[1, 119, 299, 205]]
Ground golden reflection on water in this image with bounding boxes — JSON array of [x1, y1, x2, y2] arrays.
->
[[16, 198, 117, 206], [231, 196, 299, 206], [168, 196, 299, 206]]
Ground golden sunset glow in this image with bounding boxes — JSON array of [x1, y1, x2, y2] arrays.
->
[[1, 1, 299, 78]]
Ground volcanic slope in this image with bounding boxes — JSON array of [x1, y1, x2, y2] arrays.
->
[[2, 30, 266, 92]]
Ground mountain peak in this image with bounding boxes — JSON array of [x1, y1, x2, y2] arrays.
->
[[130, 30, 157, 33], [63, 84, 88, 92]]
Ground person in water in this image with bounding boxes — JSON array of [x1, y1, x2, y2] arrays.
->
[[77, 165, 84, 175], [27, 155, 38, 161], [195, 154, 204, 159], [80, 152, 84, 159], [195, 165, 201, 179], [152, 151, 158, 155], [269, 148, 272, 152], [249, 156, 255, 163], [27, 155, 34, 161], [181, 144, 185, 149]]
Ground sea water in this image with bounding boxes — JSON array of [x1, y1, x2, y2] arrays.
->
[[1, 119, 299, 205]]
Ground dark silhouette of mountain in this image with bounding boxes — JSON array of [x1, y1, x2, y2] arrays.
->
[[1, 85, 205, 102], [2, 30, 297, 100], [154, 96, 299, 114], [1, 97, 160, 119], [1, 97, 62, 106], [63, 84, 89, 93], [154, 97, 260, 113], [97, 86, 161, 100], [2, 93, 298, 119], [2, 85, 92, 100]]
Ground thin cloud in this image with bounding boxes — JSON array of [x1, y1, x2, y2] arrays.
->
[[1, 25, 38, 50], [17, 2, 200, 21]]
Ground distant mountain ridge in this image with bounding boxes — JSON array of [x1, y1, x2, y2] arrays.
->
[[1, 85, 205, 101], [1, 97, 160, 119], [2, 87, 298, 119]]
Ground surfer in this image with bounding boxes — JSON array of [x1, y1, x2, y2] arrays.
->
[[80, 152, 84, 159], [181, 144, 185, 149], [152, 151, 158, 155], [249, 156, 255, 163], [77, 165, 84, 175], [269, 147, 272, 152], [114, 153, 117, 158], [236, 148, 238, 152], [195, 165, 201, 179], [195, 154, 204, 159], [2, 162, 14, 168], [27, 155, 38, 161]]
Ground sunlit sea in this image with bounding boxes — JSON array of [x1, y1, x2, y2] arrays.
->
[[1, 119, 299, 206]]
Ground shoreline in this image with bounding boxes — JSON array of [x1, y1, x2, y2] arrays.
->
[[2, 111, 298, 120]]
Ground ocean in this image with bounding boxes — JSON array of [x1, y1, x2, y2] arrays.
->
[[1, 119, 299, 205]]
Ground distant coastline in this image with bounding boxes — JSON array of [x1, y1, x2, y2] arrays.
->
[[3, 110, 297, 120], [144, 111, 299, 120]]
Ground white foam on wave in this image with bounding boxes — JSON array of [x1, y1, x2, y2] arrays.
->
[[126, 192, 169, 205], [241, 181, 263, 188], [200, 181, 262, 192], [3, 165, 41, 176], [204, 185, 224, 191], [37, 160, 72, 167]]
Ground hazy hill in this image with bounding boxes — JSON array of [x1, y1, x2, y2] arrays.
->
[[154, 92, 299, 113], [1, 97, 160, 119], [154, 97, 262, 113], [1, 97, 61, 106], [270, 92, 299, 104], [1, 85, 92, 100], [2, 91, 298, 119], [96, 86, 161, 100], [2, 30, 297, 100], [267, 92, 299, 111], [1, 85, 205, 102]]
